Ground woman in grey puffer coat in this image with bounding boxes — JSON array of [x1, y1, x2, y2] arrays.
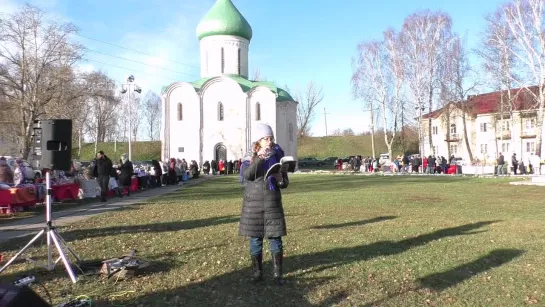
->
[[239, 123, 289, 285]]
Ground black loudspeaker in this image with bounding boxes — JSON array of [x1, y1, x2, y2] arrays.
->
[[0, 284, 50, 307], [34, 119, 72, 171]]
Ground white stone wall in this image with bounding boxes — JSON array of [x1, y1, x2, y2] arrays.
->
[[422, 110, 545, 165], [164, 82, 201, 162], [200, 35, 249, 78], [248, 86, 276, 147], [276, 101, 298, 159], [201, 78, 247, 162], [162, 77, 299, 165]]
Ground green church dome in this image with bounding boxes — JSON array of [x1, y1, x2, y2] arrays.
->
[[196, 0, 253, 41]]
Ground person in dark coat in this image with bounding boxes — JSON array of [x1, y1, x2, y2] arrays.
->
[[118, 154, 134, 196], [228, 160, 234, 174], [201, 161, 207, 175], [211, 160, 217, 175], [93, 151, 113, 202], [152, 160, 162, 187], [239, 123, 289, 285]]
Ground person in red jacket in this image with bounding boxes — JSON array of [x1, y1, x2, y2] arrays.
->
[[218, 160, 225, 175]]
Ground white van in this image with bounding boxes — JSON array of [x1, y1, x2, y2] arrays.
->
[[379, 153, 391, 165]]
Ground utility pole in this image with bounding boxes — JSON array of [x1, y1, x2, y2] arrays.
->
[[363, 104, 379, 158], [323, 107, 329, 137]]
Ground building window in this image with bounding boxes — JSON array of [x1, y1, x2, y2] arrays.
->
[[177, 103, 183, 121], [218, 102, 224, 121], [450, 144, 458, 154], [255, 102, 261, 121], [433, 146, 438, 154], [237, 48, 241, 75], [501, 120, 510, 132], [450, 124, 457, 138], [480, 144, 488, 154], [432, 126, 438, 135], [221, 48, 225, 74], [480, 122, 487, 132], [502, 142, 510, 153], [526, 141, 535, 153], [525, 118, 536, 129], [288, 123, 294, 142]]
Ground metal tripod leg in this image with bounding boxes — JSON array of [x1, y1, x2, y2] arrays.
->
[[54, 229, 80, 262], [0, 229, 45, 274], [50, 230, 77, 283]]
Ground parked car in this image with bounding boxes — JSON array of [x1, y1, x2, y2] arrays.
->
[[322, 157, 338, 166], [298, 157, 325, 167], [379, 153, 391, 165], [341, 156, 357, 163]]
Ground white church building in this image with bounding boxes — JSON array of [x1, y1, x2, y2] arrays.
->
[[160, 0, 298, 165]]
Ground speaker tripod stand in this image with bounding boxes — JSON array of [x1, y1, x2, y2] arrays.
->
[[0, 172, 80, 283]]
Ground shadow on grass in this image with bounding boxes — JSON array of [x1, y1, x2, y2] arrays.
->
[[311, 216, 396, 229], [111, 220, 497, 306], [363, 248, 524, 306], [418, 248, 524, 291], [58, 215, 240, 241]]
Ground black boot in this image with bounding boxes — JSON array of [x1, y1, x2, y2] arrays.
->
[[251, 254, 263, 282], [272, 252, 286, 285]]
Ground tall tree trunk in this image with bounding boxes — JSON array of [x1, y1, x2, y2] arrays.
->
[[536, 90, 545, 157], [462, 111, 473, 162], [428, 76, 435, 155]]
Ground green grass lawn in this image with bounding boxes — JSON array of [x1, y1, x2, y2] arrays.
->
[[0, 175, 543, 306]]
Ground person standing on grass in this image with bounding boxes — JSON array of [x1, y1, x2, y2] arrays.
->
[[118, 154, 134, 196], [93, 151, 113, 202], [239, 123, 289, 286]]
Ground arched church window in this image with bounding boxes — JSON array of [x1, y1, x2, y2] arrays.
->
[[218, 102, 224, 121], [237, 48, 241, 75], [177, 103, 183, 121], [221, 48, 225, 74], [255, 102, 261, 121], [288, 123, 294, 142]]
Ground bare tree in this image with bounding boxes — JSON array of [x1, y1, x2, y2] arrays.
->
[[384, 29, 405, 158], [331, 129, 343, 136], [442, 36, 479, 162], [142, 90, 161, 140], [478, 8, 519, 157], [251, 68, 266, 81], [292, 81, 324, 138], [352, 41, 391, 159], [501, 0, 545, 156], [342, 128, 355, 136], [0, 4, 84, 158], [82, 71, 119, 153], [401, 10, 454, 156], [352, 29, 404, 161]]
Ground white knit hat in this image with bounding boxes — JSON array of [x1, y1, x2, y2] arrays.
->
[[253, 123, 274, 143]]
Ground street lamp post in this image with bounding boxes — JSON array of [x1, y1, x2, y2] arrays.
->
[[121, 75, 141, 161]]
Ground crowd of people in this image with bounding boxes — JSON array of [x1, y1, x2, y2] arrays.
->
[[0, 157, 27, 187], [496, 152, 542, 175], [336, 154, 459, 174]]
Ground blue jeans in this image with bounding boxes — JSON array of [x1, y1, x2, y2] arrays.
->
[[250, 237, 282, 256]]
